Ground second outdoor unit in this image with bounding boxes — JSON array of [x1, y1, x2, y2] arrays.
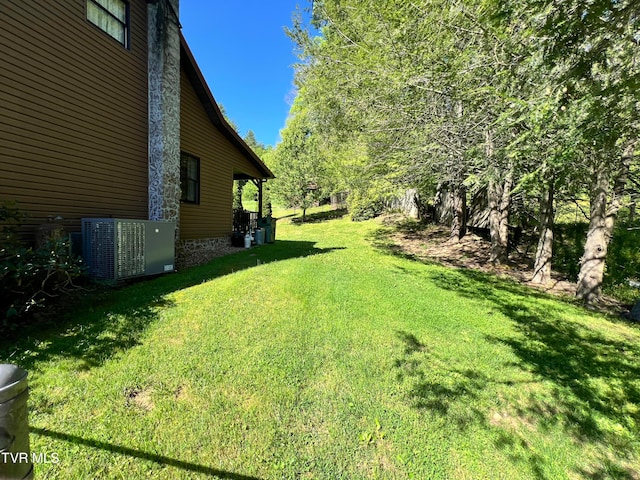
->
[[82, 218, 176, 281]]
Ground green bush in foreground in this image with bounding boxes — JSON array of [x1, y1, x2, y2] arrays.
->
[[1, 201, 84, 324]]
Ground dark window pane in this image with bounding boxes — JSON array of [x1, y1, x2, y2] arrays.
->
[[180, 153, 200, 204]]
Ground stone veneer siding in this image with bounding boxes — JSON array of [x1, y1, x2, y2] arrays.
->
[[148, 0, 181, 230], [176, 236, 237, 269]]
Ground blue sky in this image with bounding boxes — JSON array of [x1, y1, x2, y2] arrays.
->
[[180, 1, 308, 148]]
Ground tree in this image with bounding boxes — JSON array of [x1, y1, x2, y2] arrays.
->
[[291, 1, 486, 235], [271, 99, 327, 220], [576, 143, 636, 302], [233, 130, 266, 211], [286, 0, 638, 302], [218, 103, 239, 132], [486, 0, 639, 301], [244, 129, 268, 157]]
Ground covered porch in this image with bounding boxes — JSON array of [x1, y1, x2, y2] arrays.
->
[[232, 174, 267, 231], [231, 174, 275, 246]]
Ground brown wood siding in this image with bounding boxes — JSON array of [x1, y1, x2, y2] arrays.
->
[[0, 0, 149, 241], [180, 68, 263, 240]]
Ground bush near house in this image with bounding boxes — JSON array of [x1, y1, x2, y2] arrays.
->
[[0, 201, 84, 326]]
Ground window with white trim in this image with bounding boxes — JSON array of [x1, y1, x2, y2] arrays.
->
[[87, 0, 129, 48]]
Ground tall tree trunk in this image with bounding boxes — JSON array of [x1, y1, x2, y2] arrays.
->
[[499, 169, 513, 251], [488, 169, 513, 264], [449, 183, 467, 242], [448, 101, 467, 243], [532, 179, 555, 284], [576, 162, 609, 304], [576, 145, 633, 303], [433, 182, 445, 225], [485, 129, 512, 265]]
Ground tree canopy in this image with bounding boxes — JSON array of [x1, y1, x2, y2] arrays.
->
[[270, 0, 638, 303]]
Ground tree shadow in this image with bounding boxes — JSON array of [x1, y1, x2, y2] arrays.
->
[[0, 240, 343, 374], [394, 331, 497, 427], [369, 221, 604, 309], [379, 215, 640, 476], [274, 213, 296, 220], [575, 459, 640, 480], [366, 226, 427, 264], [31, 427, 261, 479], [393, 265, 640, 477], [290, 208, 348, 225], [427, 267, 640, 436], [393, 330, 560, 477]]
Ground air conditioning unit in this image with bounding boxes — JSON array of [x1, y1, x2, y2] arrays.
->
[[82, 218, 176, 281]]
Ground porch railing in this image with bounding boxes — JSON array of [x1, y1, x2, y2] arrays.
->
[[233, 209, 259, 233]]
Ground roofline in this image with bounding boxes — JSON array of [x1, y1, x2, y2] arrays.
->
[[179, 32, 275, 179]]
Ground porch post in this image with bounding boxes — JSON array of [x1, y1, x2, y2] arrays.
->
[[258, 180, 263, 219]]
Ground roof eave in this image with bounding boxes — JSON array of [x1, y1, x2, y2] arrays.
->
[[179, 32, 275, 179]]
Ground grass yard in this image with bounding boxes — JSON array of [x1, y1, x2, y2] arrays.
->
[[2, 207, 640, 479]]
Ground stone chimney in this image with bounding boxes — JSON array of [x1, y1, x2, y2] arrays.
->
[[147, 0, 180, 227]]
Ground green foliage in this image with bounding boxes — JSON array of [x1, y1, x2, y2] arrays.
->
[[546, 218, 640, 304], [218, 103, 239, 132], [286, 0, 638, 300], [0, 201, 84, 324], [347, 187, 386, 222], [0, 201, 22, 251], [553, 222, 588, 282], [233, 131, 274, 213], [271, 99, 329, 215], [232, 179, 247, 210], [603, 221, 640, 304], [242, 181, 258, 204]]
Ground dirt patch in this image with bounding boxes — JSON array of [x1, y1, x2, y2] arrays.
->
[[377, 215, 626, 314], [124, 386, 154, 411], [173, 385, 185, 400], [489, 410, 536, 431]]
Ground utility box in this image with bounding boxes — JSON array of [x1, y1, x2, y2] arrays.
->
[[82, 219, 176, 281]]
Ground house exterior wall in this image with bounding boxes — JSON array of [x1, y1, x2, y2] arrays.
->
[[177, 237, 240, 269], [179, 68, 263, 241], [0, 0, 149, 240]]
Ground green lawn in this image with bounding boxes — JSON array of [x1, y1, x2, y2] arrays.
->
[[2, 208, 640, 479]]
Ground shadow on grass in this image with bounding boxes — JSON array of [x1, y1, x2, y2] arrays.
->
[[380, 223, 640, 477], [393, 331, 489, 430], [290, 208, 348, 225], [429, 267, 640, 478], [366, 226, 424, 264], [31, 427, 261, 479], [1, 240, 342, 374], [274, 213, 296, 220]]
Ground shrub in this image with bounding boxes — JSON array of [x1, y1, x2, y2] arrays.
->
[[603, 221, 640, 304], [1, 201, 84, 324], [348, 189, 386, 222]]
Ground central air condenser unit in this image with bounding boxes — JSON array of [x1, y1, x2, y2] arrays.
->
[[82, 218, 176, 281]]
